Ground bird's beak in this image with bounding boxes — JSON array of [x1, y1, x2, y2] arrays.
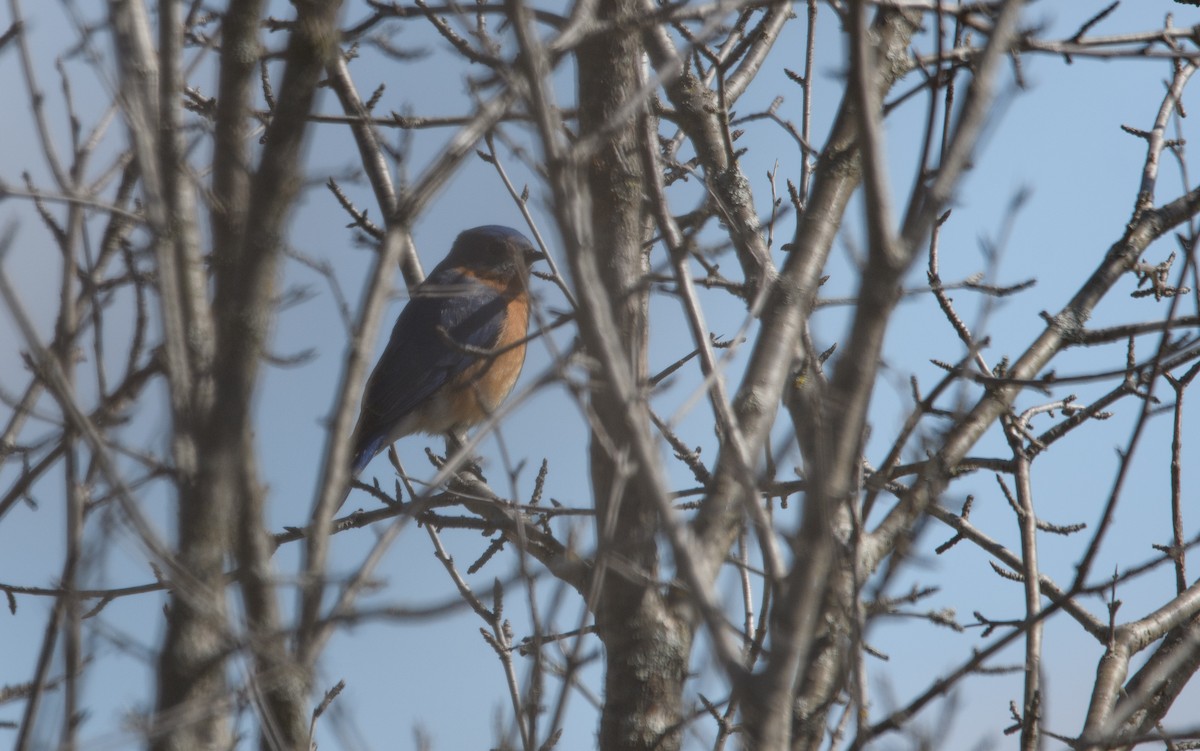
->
[[524, 248, 548, 265]]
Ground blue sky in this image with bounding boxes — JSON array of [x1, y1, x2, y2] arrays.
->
[[2, 1, 1200, 749]]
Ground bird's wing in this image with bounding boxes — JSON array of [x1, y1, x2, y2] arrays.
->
[[354, 268, 507, 448]]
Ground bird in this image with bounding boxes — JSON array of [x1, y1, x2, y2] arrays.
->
[[348, 225, 543, 477]]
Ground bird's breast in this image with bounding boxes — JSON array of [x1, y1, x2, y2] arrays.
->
[[440, 290, 530, 428]]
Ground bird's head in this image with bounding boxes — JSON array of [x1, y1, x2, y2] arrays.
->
[[441, 225, 545, 281]]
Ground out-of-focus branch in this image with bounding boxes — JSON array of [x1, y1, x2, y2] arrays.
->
[[212, 2, 351, 746], [0, 230, 178, 574], [641, 0, 778, 298], [323, 54, 424, 288], [107, 2, 236, 747], [393, 89, 520, 221], [140, 0, 351, 745], [7, 0, 69, 188], [110, 0, 213, 454]]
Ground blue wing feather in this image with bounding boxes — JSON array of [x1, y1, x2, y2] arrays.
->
[[350, 267, 506, 472]]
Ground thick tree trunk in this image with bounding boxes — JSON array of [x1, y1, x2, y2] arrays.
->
[[576, 2, 695, 748], [151, 2, 343, 748]]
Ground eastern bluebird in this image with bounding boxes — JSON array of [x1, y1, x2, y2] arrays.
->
[[349, 225, 542, 476]]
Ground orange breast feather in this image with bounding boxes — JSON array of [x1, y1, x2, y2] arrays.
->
[[441, 285, 530, 428]]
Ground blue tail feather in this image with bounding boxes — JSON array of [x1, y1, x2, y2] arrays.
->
[[351, 434, 384, 477]]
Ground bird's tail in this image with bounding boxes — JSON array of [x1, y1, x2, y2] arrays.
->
[[350, 434, 383, 477]]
